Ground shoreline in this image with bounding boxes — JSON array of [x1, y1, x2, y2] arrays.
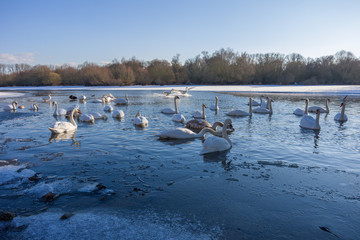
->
[[1, 85, 360, 98]]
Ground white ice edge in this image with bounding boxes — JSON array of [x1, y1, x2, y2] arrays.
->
[[1, 85, 360, 96]]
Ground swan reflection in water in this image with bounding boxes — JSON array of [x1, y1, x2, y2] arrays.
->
[[49, 132, 79, 146]]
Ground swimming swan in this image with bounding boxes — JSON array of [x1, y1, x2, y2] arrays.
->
[[210, 96, 219, 111], [133, 112, 148, 128], [49, 107, 81, 134], [334, 101, 348, 122], [4, 101, 18, 111], [293, 99, 309, 116], [53, 101, 67, 116], [227, 97, 252, 116], [308, 99, 330, 113], [162, 96, 180, 114], [300, 109, 320, 130], [200, 119, 233, 155]]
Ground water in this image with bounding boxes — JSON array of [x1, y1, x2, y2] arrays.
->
[[0, 88, 359, 240]]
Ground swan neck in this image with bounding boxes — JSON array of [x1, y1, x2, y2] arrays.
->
[[54, 103, 59, 114], [70, 108, 77, 127], [316, 112, 320, 124], [215, 97, 218, 108], [174, 97, 179, 114], [202, 105, 205, 119], [249, 98, 252, 115], [269, 101, 273, 114], [304, 100, 309, 115], [326, 99, 329, 111], [222, 121, 232, 146], [197, 127, 216, 137], [12, 102, 16, 109], [341, 103, 345, 117]]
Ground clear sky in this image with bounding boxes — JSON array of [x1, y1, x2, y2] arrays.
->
[[1, 0, 359, 66]]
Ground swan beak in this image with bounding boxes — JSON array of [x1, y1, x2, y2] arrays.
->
[[78, 110, 82, 114], [340, 103, 343, 107]]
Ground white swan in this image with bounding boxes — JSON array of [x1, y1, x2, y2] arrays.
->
[[253, 98, 273, 114], [247, 97, 261, 107], [18, 105, 25, 109], [49, 107, 81, 134], [79, 94, 87, 101], [300, 109, 321, 130], [260, 96, 268, 109], [193, 104, 207, 119], [114, 94, 129, 105], [3, 101, 18, 111], [29, 104, 39, 111], [334, 102, 348, 122], [53, 101, 67, 116], [200, 119, 233, 155], [133, 112, 148, 128], [79, 114, 95, 123], [308, 99, 330, 113], [113, 110, 125, 119], [92, 97, 105, 103], [42, 94, 51, 102], [293, 99, 309, 116], [227, 97, 252, 116], [210, 96, 219, 111], [172, 113, 186, 123], [104, 105, 113, 112], [157, 121, 227, 140], [161, 96, 180, 114], [90, 112, 108, 120]]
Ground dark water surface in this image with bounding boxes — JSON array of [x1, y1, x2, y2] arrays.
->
[[0, 89, 359, 239]]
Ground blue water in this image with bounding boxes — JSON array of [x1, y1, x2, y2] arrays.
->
[[0, 89, 359, 240]]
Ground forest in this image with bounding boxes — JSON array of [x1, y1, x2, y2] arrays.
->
[[0, 49, 359, 86]]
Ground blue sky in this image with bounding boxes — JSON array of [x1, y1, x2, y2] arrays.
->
[[1, 0, 359, 66]]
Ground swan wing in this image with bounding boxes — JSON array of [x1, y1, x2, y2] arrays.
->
[[161, 108, 176, 114], [172, 114, 186, 123], [200, 136, 231, 155], [293, 108, 304, 116], [157, 128, 196, 139], [226, 110, 249, 116]]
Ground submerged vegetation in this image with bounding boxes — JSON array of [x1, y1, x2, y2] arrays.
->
[[0, 49, 359, 86]]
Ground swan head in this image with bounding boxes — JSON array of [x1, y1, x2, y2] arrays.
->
[[340, 102, 344, 107], [135, 112, 141, 117], [175, 96, 180, 100], [202, 104, 207, 108]]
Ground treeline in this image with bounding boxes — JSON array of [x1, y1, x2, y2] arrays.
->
[[0, 49, 359, 86]]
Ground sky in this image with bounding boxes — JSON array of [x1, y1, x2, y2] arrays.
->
[[1, 0, 360, 66]]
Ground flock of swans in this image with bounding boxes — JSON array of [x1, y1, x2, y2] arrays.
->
[[2, 89, 349, 155]]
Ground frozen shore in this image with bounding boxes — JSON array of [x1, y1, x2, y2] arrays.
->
[[1, 84, 360, 96]]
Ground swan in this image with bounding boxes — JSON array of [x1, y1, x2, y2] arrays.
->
[[29, 104, 39, 111], [172, 113, 186, 123], [300, 109, 321, 130], [308, 99, 330, 113], [92, 97, 105, 103], [293, 99, 309, 116], [247, 97, 261, 107], [79, 114, 95, 123], [79, 94, 86, 101], [133, 112, 148, 128], [260, 96, 268, 109], [49, 107, 81, 134], [334, 102, 348, 122], [53, 101, 67, 116], [18, 105, 25, 109], [161, 96, 180, 114], [227, 97, 252, 116], [210, 96, 219, 111], [180, 87, 194, 95], [193, 104, 207, 119], [157, 121, 230, 140], [69, 95, 77, 100], [90, 112, 108, 120], [42, 94, 51, 102], [200, 119, 233, 155], [112, 110, 125, 119], [104, 105, 113, 112], [253, 98, 274, 114], [114, 94, 129, 105], [3, 101, 18, 111], [66, 104, 80, 117]]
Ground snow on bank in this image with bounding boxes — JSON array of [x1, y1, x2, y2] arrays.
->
[[1, 85, 360, 96], [0, 91, 24, 98], [2, 211, 221, 240]]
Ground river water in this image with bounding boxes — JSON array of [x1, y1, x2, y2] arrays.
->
[[0, 87, 359, 239]]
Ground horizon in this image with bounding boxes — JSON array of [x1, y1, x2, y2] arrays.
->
[[1, 0, 360, 66]]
